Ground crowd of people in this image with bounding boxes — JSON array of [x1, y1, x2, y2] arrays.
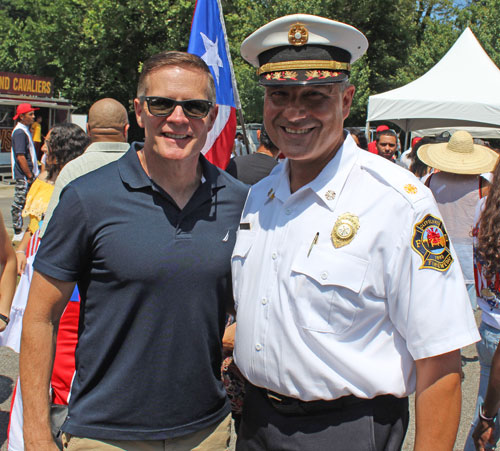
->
[[0, 12, 497, 451]]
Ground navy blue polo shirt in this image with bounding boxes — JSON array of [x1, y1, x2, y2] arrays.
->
[[34, 142, 248, 440]]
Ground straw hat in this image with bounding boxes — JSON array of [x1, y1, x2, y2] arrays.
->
[[417, 131, 498, 175]]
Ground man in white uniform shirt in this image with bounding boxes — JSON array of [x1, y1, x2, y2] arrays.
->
[[232, 14, 480, 451]]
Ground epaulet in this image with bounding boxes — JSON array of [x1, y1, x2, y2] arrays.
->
[[359, 151, 428, 205]]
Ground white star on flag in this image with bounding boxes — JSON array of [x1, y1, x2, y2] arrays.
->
[[200, 32, 223, 85]]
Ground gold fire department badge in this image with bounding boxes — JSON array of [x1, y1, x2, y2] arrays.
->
[[331, 213, 360, 248]]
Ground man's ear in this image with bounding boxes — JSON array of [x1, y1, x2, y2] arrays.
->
[[206, 105, 218, 132], [134, 98, 145, 129], [342, 85, 356, 121]]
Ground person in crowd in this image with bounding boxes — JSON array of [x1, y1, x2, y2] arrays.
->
[[367, 124, 389, 154], [226, 124, 279, 184], [375, 128, 398, 161], [233, 132, 246, 157], [21, 50, 247, 450], [463, 159, 500, 451], [8, 99, 128, 451], [0, 123, 89, 353], [4, 124, 90, 451], [418, 131, 498, 309], [39, 97, 129, 238], [31, 116, 43, 160], [399, 136, 421, 169], [408, 136, 443, 180], [0, 212, 18, 334], [10, 103, 40, 241], [232, 14, 479, 450], [344, 128, 368, 151], [471, 341, 500, 451]]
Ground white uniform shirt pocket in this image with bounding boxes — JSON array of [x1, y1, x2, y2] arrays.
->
[[290, 245, 369, 334]]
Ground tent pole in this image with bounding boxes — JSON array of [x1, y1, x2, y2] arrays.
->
[[404, 120, 409, 151]]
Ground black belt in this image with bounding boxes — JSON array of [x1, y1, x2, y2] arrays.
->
[[255, 385, 402, 416]]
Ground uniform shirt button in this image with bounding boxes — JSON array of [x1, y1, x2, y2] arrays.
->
[[272, 252, 278, 260], [321, 272, 328, 280], [261, 298, 268, 305], [255, 344, 262, 351]]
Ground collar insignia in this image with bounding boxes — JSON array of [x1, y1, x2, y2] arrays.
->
[[325, 190, 336, 201]]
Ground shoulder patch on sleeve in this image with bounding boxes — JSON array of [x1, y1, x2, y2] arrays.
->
[[411, 214, 453, 272]]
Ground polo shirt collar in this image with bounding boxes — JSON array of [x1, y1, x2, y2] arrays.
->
[[118, 141, 226, 194], [273, 132, 359, 211]]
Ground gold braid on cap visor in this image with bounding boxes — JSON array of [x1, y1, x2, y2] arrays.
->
[[257, 60, 350, 75]]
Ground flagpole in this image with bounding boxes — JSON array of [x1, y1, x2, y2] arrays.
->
[[215, 0, 251, 154]]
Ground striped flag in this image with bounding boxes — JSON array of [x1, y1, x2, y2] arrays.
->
[[188, 0, 239, 169]]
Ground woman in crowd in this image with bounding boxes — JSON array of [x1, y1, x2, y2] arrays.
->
[[465, 158, 500, 450], [0, 123, 89, 352]]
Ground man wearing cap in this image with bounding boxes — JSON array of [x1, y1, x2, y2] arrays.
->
[[232, 14, 480, 450], [367, 124, 389, 154], [376, 128, 399, 161], [11, 103, 40, 241]]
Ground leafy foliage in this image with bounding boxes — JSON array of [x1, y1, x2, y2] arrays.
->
[[0, 0, 498, 127]]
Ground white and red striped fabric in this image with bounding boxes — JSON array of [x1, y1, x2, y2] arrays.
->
[[188, 0, 241, 170]]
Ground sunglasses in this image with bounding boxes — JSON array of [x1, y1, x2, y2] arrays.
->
[[140, 96, 213, 119]]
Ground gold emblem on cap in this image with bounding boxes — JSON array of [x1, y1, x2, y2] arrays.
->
[[325, 190, 336, 200], [404, 184, 418, 195], [288, 23, 308, 46], [331, 213, 360, 248]]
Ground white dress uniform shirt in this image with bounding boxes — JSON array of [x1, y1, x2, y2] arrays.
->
[[232, 133, 479, 402]]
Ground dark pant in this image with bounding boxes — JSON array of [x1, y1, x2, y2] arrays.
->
[[11, 178, 30, 234], [236, 383, 409, 451]]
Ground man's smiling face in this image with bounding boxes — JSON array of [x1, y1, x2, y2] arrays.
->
[[263, 82, 354, 167], [134, 65, 217, 164]]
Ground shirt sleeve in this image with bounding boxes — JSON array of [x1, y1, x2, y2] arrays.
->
[[34, 184, 92, 282], [386, 196, 480, 361], [12, 130, 28, 156]]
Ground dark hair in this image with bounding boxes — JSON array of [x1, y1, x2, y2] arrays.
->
[[46, 123, 90, 180], [477, 159, 500, 278], [259, 125, 278, 153], [137, 51, 215, 102], [409, 136, 446, 178], [346, 128, 368, 150], [376, 129, 398, 142]]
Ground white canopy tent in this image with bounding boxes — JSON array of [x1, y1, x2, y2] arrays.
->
[[366, 28, 500, 136]]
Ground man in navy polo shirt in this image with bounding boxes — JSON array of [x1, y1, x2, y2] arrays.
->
[[20, 51, 247, 450]]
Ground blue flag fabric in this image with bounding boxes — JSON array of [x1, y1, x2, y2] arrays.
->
[[188, 0, 236, 108]]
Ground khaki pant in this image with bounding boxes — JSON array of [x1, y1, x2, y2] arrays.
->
[[61, 414, 231, 450]]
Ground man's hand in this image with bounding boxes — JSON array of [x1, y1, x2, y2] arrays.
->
[[222, 322, 236, 355], [24, 438, 60, 451], [414, 350, 462, 451], [16, 251, 27, 275]]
